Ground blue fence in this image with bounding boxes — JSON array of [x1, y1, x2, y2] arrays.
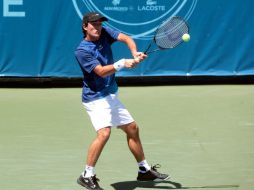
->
[[0, 0, 254, 77]]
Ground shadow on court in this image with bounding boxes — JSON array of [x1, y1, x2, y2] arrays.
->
[[111, 180, 239, 190]]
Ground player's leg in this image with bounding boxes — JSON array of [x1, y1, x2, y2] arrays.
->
[[119, 121, 145, 162], [119, 122, 170, 181], [86, 127, 111, 167], [78, 95, 119, 189], [77, 127, 111, 190]]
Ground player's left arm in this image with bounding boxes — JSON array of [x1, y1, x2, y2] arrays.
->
[[117, 33, 147, 63]]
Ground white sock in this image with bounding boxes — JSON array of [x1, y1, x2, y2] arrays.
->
[[83, 165, 95, 178], [138, 160, 151, 173]]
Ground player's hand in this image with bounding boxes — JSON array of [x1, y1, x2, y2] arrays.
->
[[124, 59, 137, 69], [133, 52, 147, 63]]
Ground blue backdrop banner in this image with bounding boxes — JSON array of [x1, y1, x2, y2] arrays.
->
[[0, 0, 254, 77]]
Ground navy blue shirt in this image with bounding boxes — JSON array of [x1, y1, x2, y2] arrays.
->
[[75, 26, 120, 103]]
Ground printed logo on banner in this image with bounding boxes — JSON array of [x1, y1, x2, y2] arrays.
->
[[112, 0, 121, 6], [72, 0, 198, 40]]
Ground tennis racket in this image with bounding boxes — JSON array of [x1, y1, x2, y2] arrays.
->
[[144, 16, 189, 54]]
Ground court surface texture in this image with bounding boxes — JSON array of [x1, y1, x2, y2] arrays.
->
[[0, 85, 253, 190]]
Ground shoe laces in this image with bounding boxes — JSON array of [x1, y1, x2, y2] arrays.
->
[[151, 164, 161, 172]]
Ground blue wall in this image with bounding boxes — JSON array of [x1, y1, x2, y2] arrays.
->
[[0, 0, 254, 77]]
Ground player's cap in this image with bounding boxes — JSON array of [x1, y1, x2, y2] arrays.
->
[[83, 12, 108, 24]]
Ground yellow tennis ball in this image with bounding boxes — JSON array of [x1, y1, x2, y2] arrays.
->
[[182, 33, 190, 42]]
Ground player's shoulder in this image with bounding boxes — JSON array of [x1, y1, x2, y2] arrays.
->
[[76, 40, 94, 51], [102, 26, 120, 40], [75, 40, 94, 56]]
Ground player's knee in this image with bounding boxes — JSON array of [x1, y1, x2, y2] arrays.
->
[[97, 127, 111, 142], [128, 122, 139, 134]]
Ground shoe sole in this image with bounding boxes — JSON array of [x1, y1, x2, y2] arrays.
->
[[154, 175, 170, 182], [77, 178, 92, 190], [137, 175, 170, 182]]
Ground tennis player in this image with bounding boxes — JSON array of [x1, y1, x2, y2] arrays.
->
[[75, 12, 169, 190]]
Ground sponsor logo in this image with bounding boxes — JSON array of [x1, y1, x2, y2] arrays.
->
[[138, 0, 165, 11], [72, 0, 198, 40], [112, 0, 121, 6], [104, 0, 128, 11]]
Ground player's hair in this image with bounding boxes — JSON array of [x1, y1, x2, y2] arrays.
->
[[82, 22, 88, 37]]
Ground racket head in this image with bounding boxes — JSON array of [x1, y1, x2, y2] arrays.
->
[[154, 16, 189, 50]]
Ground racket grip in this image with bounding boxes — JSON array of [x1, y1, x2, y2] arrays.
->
[[144, 43, 152, 54], [144, 49, 160, 55]]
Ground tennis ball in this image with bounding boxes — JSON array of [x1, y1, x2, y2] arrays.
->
[[182, 33, 190, 42]]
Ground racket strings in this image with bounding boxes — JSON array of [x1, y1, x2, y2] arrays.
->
[[155, 17, 189, 49]]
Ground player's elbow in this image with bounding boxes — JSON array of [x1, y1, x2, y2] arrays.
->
[[94, 69, 110, 78], [97, 71, 108, 78], [94, 65, 113, 78]]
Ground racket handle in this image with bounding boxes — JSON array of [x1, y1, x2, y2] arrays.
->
[[144, 49, 160, 55], [144, 43, 152, 54]]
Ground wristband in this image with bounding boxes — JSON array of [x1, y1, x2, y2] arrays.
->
[[113, 59, 125, 71]]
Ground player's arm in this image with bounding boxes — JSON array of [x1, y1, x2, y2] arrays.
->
[[76, 49, 137, 78], [93, 59, 137, 78], [117, 33, 147, 62], [117, 33, 138, 57], [93, 64, 115, 77]]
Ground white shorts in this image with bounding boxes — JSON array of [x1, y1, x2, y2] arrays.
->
[[82, 94, 134, 131]]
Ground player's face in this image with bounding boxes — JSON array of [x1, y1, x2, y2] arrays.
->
[[84, 20, 102, 41]]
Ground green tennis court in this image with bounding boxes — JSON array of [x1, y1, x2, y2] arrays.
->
[[0, 85, 253, 190]]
